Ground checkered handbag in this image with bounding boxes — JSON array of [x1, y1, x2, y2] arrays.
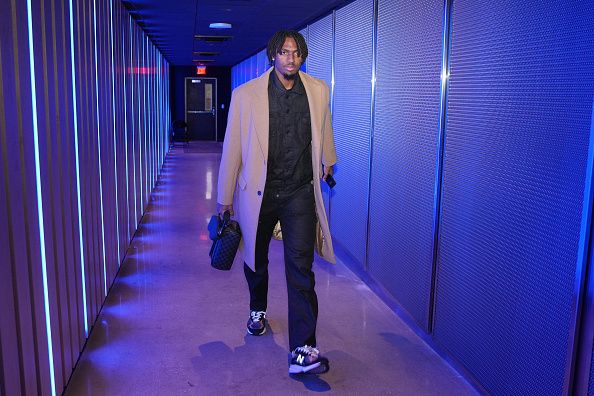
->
[[208, 210, 241, 271]]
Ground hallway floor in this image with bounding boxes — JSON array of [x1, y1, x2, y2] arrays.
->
[[64, 142, 479, 396]]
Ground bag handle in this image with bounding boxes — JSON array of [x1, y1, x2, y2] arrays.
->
[[217, 210, 232, 237]]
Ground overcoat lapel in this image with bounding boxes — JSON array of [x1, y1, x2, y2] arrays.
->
[[251, 69, 272, 163]]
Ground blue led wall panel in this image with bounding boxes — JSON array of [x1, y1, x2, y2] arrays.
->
[[368, 0, 443, 329], [0, 1, 53, 394], [331, 0, 373, 267], [0, 0, 170, 393], [433, 1, 594, 394]]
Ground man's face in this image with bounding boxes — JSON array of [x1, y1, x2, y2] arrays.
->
[[273, 37, 303, 80]]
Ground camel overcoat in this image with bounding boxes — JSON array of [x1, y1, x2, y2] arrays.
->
[[217, 68, 337, 271]]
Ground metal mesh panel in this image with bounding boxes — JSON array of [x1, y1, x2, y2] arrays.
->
[[331, 0, 373, 266], [434, 1, 594, 394], [257, 49, 268, 76], [590, 349, 594, 396], [305, 14, 332, 90], [306, 15, 333, 216], [368, 0, 443, 329], [299, 27, 308, 73]]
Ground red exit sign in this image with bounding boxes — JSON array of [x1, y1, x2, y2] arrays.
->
[[196, 66, 207, 75]]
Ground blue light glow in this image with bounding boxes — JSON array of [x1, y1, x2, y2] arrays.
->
[[68, 0, 89, 338], [109, 0, 121, 265], [26, 1, 56, 395], [93, 0, 108, 296]]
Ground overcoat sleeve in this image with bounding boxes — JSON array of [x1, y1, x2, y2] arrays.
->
[[217, 89, 242, 205], [321, 84, 337, 168]]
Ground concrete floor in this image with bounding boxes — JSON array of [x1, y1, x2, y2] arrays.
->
[[64, 142, 479, 396]]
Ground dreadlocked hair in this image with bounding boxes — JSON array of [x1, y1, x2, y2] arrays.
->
[[266, 30, 308, 65]]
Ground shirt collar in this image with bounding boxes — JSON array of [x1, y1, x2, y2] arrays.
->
[[270, 69, 305, 95]]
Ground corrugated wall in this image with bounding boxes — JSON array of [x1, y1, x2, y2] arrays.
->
[[230, 0, 594, 394], [0, 0, 170, 394]]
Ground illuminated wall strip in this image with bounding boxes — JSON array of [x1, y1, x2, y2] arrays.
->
[[122, 12, 130, 242], [25, 1, 56, 395], [92, 0, 108, 296], [137, 29, 143, 210], [129, 16, 137, 226], [140, 37, 149, 203], [68, 0, 88, 338], [109, 0, 121, 264], [147, 44, 151, 188]]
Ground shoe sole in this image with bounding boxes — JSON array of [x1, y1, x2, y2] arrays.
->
[[246, 326, 266, 336], [288, 361, 329, 374]]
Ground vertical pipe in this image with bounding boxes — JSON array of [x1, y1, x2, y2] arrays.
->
[[428, 0, 453, 332], [364, 0, 379, 272], [329, 10, 336, 225]]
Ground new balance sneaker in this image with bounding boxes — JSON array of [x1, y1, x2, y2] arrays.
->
[[246, 310, 267, 336], [289, 345, 329, 374]]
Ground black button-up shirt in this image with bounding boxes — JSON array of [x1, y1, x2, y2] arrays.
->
[[266, 71, 313, 193]]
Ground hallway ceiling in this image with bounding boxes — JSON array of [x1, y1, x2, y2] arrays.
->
[[122, 0, 353, 66]]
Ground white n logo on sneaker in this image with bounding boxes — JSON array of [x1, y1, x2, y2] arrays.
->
[[296, 354, 305, 365]]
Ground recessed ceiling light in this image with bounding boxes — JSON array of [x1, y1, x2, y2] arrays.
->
[[194, 35, 233, 42], [209, 22, 232, 29]]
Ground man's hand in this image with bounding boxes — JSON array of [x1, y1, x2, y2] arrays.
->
[[322, 165, 334, 181], [217, 203, 234, 216]]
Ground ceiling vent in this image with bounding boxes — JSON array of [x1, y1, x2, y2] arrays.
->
[[193, 51, 219, 56], [192, 59, 216, 63], [194, 35, 233, 42]]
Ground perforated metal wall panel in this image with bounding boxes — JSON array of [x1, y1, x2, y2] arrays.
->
[[368, 0, 443, 329], [257, 49, 268, 76], [299, 27, 308, 73], [331, 0, 373, 266], [305, 15, 333, 216], [590, 350, 594, 396], [305, 15, 333, 93], [433, 1, 594, 394]]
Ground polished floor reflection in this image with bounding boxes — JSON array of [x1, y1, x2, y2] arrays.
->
[[64, 142, 479, 395]]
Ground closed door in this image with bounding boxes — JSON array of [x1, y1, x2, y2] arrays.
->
[[185, 77, 217, 140]]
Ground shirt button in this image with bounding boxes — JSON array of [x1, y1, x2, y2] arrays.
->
[[257, 191, 262, 196], [286, 109, 290, 114]]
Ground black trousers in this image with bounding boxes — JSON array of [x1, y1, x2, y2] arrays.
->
[[244, 182, 318, 351]]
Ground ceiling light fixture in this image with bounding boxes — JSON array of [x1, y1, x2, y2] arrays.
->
[[209, 22, 232, 29], [194, 35, 233, 42], [193, 51, 219, 56]]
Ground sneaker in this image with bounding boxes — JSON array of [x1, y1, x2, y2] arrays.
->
[[246, 310, 266, 336], [289, 345, 329, 374]]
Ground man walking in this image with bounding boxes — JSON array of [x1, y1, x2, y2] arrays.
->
[[217, 30, 337, 374]]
